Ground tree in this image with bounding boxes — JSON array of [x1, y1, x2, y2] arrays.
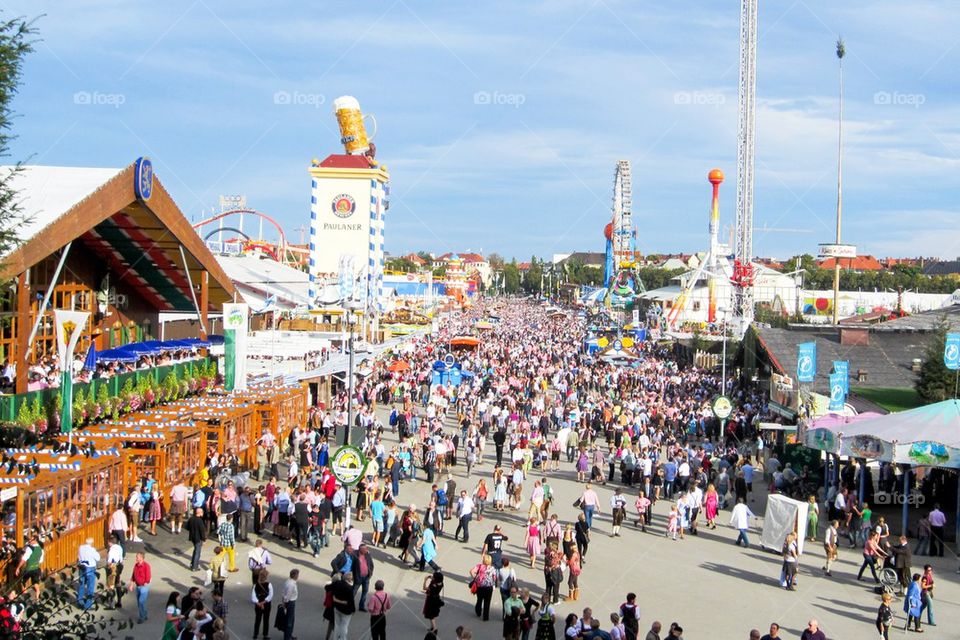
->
[[385, 257, 418, 272], [916, 318, 957, 403], [487, 252, 505, 270], [502, 260, 520, 294], [524, 257, 543, 295], [1, 563, 135, 639], [0, 15, 36, 265]]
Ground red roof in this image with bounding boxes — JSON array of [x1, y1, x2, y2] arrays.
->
[[437, 252, 485, 263], [818, 255, 885, 271], [318, 154, 373, 169]]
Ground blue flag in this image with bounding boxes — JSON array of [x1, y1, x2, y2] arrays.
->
[[832, 360, 849, 394], [797, 342, 817, 383], [828, 371, 846, 411], [945, 333, 960, 371]]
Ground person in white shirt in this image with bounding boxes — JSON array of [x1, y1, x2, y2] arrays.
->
[[281, 569, 299, 640], [455, 491, 475, 542], [77, 537, 100, 610], [730, 498, 755, 548], [105, 534, 124, 609], [823, 519, 839, 576]]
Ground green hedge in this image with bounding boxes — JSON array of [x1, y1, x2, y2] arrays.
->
[[0, 357, 214, 424]]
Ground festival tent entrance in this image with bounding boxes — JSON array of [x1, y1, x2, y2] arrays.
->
[[761, 494, 808, 555]]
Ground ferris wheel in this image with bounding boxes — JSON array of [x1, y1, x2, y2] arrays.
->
[[612, 160, 634, 267]]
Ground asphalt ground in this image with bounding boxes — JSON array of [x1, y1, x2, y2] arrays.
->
[[89, 405, 957, 640]]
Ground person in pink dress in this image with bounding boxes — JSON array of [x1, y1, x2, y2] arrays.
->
[[703, 483, 720, 529], [525, 517, 542, 568]]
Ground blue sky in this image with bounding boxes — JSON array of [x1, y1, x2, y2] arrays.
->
[[5, 1, 960, 262]]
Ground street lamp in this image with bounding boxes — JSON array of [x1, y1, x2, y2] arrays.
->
[[719, 306, 730, 394], [343, 300, 361, 528]]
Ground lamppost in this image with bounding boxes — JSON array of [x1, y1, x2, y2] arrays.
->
[[343, 301, 360, 528], [831, 38, 846, 325], [719, 306, 730, 394]]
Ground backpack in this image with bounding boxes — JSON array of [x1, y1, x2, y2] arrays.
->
[[436, 489, 448, 506], [389, 410, 398, 426]]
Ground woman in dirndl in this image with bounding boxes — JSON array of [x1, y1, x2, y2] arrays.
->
[[534, 591, 556, 640], [147, 486, 163, 536]]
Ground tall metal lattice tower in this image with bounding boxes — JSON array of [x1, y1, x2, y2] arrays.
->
[[612, 160, 633, 266], [732, 0, 758, 335]]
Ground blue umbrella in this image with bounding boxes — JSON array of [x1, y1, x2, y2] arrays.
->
[[82, 343, 97, 371]]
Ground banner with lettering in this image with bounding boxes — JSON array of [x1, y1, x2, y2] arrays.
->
[[796, 342, 817, 383]]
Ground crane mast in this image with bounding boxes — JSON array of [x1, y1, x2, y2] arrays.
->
[[732, 0, 758, 336]]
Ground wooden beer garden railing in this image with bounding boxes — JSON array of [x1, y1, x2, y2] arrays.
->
[[0, 448, 125, 584], [0, 381, 308, 586]]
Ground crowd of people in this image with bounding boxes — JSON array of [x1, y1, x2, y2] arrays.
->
[[7, 297, 947, 639], [1, 343, 207, 392]]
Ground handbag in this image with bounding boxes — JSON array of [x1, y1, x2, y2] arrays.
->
[[573, 497, 583, 508], [274, 603, 287, 630], [203, 568, 213, 586]]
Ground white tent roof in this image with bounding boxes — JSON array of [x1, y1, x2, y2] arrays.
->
[[215, 254, 311, 311], [841, 399, 960, 448], [0, 165, 123, 256]]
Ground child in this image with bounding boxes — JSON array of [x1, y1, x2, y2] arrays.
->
[[211, 617, 227, 640], [212, 591, 228, 625], [635, 491, 651, 532], [667, 506, 679, 541]]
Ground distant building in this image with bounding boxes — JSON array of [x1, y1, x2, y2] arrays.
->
[[749, 305, 960, 417], [922, 260, 960, 277], [434, 252, 490, 285], [555, 252, 606, 269], [656, 253, 703, 271], [817, 255, 885, 271]]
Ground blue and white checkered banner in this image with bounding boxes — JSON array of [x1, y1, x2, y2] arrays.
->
[[797, 342, 817, 383], [828, 371, 847, 412], [832, 360, 849, 394], [944, 333, 960, 370]]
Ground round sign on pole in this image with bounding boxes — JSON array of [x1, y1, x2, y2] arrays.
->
[[711, 395, 734, 420], [331, 445, 366, 486]]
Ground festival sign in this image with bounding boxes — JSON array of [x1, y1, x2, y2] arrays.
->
[[711, 395, 733, 420], [331, 193, 357, 219], [905, 441, 952, 466], [828, 371, 846, 412], [54, 310, 89, 433], [944, 333, 960, 370], [832, 361, 849, 394], [840, 434, 891, 461], [804, 428, 838, 454], [223, 303, 249, 391], [796, 342, 817, 383], [331, 445, 366, 486]]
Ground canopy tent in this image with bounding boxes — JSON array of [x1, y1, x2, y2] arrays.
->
[[95, 338, 209, 363], [761, 494, 808, 556], [836, 400, 960, 467], [802, 411, 884, 454]]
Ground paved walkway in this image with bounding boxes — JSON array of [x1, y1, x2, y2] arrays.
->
[[97, 408, 959, 640]]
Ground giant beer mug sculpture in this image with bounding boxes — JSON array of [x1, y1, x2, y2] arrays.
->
[[333, 95, 377, 156]]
